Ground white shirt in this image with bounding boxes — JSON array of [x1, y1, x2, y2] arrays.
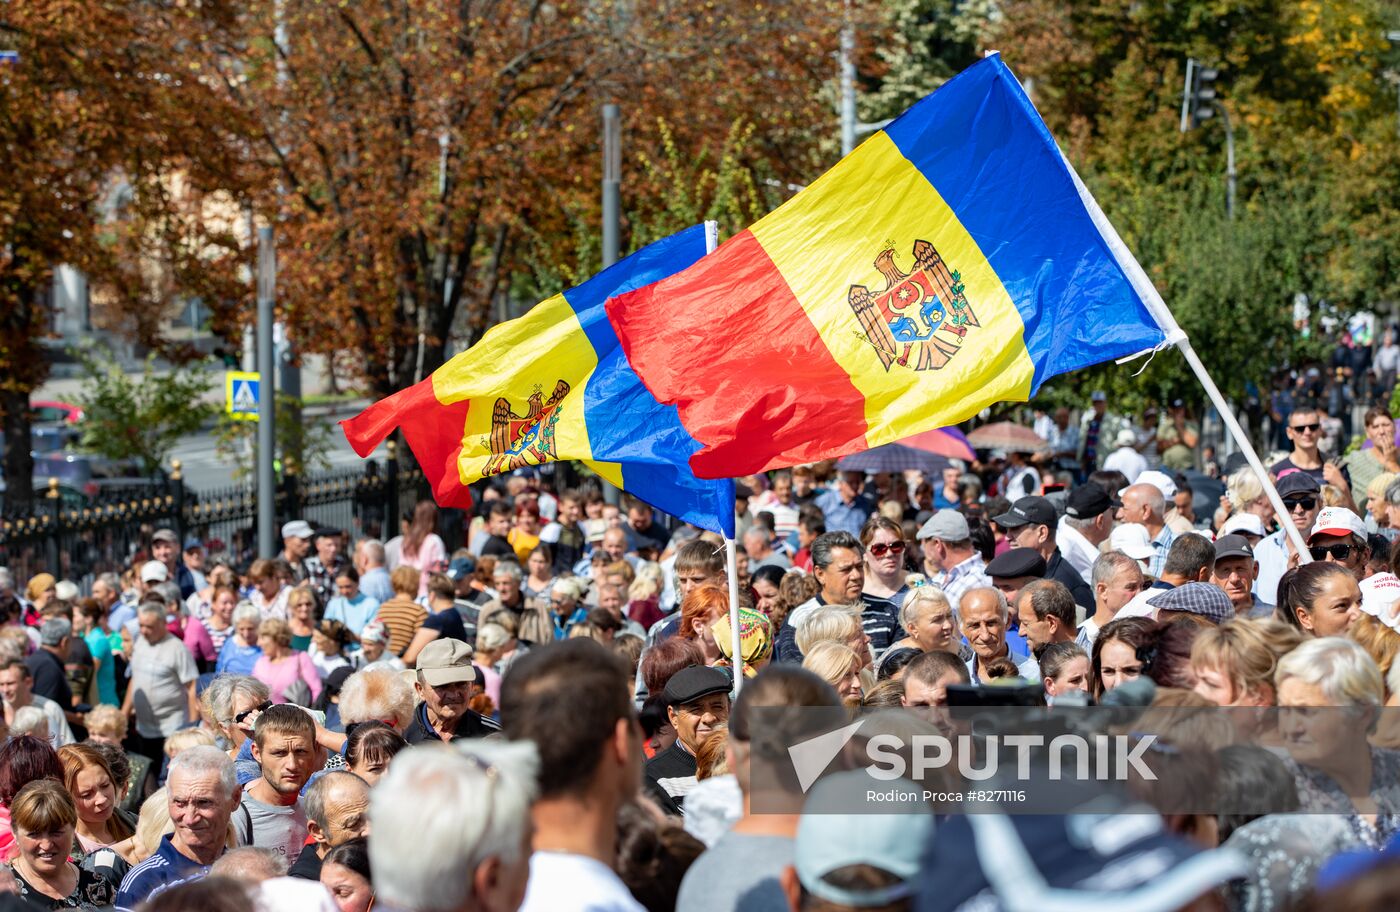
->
[[519, 852, 645, 912], [1253, 529, 1292, 610], [1102, 445, 1148, 483], [1076, 618, 1101, 652], [8, 694, 75, 747], [1056, 520, 1101, 585]]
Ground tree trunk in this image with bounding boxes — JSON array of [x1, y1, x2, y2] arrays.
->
[[1, 388, 35, 514]]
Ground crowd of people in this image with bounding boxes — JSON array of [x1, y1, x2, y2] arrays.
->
[[6, 393, 1400, 910]]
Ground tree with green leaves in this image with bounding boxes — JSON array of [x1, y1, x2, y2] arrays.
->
[[73, 351, 217, 477], [985, 0, 1400, 417]]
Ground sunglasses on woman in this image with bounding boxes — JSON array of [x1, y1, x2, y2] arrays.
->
[[235, 701, 273, 725], [1309, 544, 1355, 562], [868, 541, 906, 557]]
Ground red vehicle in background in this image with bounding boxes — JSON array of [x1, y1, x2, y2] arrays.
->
[[30, 400, 85, 425]]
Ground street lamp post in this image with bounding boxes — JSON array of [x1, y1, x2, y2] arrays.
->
[[256, 227, 277, 558]]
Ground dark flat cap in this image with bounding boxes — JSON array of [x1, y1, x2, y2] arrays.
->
[[1276, 472, 1320, 497], [1146, 582, 1233, 625], [985, 547, 1048, 579], [663, 665, 732, 706]]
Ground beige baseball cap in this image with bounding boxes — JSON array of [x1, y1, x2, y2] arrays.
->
[[415, 638, 479, 687]]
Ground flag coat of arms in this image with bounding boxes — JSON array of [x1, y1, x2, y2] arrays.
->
[[341, 225, 737, 536], [605, 54, 1175, 479]]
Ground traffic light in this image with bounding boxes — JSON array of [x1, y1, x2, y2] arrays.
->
[[1179, 58, 1221, 132]]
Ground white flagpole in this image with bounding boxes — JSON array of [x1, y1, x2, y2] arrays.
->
[[703, 219, 745, 691], [1060, 159, 1312, 562]]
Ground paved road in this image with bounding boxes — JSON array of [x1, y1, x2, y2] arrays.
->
[[169, 402, 386, 493]]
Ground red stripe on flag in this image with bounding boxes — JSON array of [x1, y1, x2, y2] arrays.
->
[[339, 378, 474, 509], [607, 229, 867, 477]]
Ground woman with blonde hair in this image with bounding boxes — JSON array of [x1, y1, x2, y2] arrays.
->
[[1191, 618, 1303, 708], [285, 585, 319, 652], [1350, 613, 1400, 681], [803, 641, 864, 707], [252, 618, 321, 704], [1366, 471, 1398, 534], [883, 587, 958, 668], [795, 604, 871, 669], [1215, 467, 1275, 531]]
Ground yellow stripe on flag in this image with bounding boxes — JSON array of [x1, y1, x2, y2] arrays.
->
[[750, 132, 1036, 446], [430, 294, 623, 486]]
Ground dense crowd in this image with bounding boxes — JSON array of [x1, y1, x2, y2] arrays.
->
[[5, 392, 1400, 910]]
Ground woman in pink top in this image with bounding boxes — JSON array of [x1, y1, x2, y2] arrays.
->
[[398, 500, 447, 597], [252, 618, 321, 704], [184, 585, 238, 672]]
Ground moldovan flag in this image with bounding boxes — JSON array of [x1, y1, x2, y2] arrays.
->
[[606, 54, 1182, 479], [341, 224, 737, 536]]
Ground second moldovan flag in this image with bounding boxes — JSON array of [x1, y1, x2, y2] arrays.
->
[[341, 224, 736, 536], [606, 54, 1181, 479]]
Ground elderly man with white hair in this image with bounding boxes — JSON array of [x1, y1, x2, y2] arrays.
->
[[116, 745, 240, 910], [370, 740, 538, 912], [1116, 482, 1175, 579], [959, 588, 1038, 683]]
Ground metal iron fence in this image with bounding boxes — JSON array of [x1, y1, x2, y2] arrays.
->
[[0, 442, 446, 589]]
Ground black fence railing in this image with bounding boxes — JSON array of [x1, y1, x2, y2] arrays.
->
[[0, 442, 446, 589]]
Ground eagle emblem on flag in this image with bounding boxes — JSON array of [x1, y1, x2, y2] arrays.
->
[[483, 380, 570, 477], [848, 240, 979, 371]]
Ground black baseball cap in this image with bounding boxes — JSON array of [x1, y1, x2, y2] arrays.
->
[[663, 665, 732, 706], [992, 496, 1056, 529], [1213, 534, 1254, 561], [1064, 484, 1118, 520], [985, 547, 1048, 580]]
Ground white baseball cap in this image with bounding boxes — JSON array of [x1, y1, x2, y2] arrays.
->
[[1124, 470, 1178, 500], [1219, 513, 1267, 539], [1308, 506, 1367, 543], [1109, 523, 1156, 562], [281, 520, 314, 540], [140, 560, 168, 584], [1360, 572, 1400, 631]]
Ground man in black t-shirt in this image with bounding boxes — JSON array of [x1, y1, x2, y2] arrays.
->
[[478, 501, 516, 559], [27, 618, 75, 718]]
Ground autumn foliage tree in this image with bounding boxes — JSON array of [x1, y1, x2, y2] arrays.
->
[[987, 0, 1400, 410], [166, 0, 851, 405], [0, 2, 249, 511]]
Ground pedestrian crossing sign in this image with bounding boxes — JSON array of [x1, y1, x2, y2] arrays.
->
[[226, 371, 261, 421]]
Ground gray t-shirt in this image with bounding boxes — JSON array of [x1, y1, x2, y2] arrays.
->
[[233, 793, 308, 864], [130, 634, 197, 738], [675, 833, 792, 912]]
